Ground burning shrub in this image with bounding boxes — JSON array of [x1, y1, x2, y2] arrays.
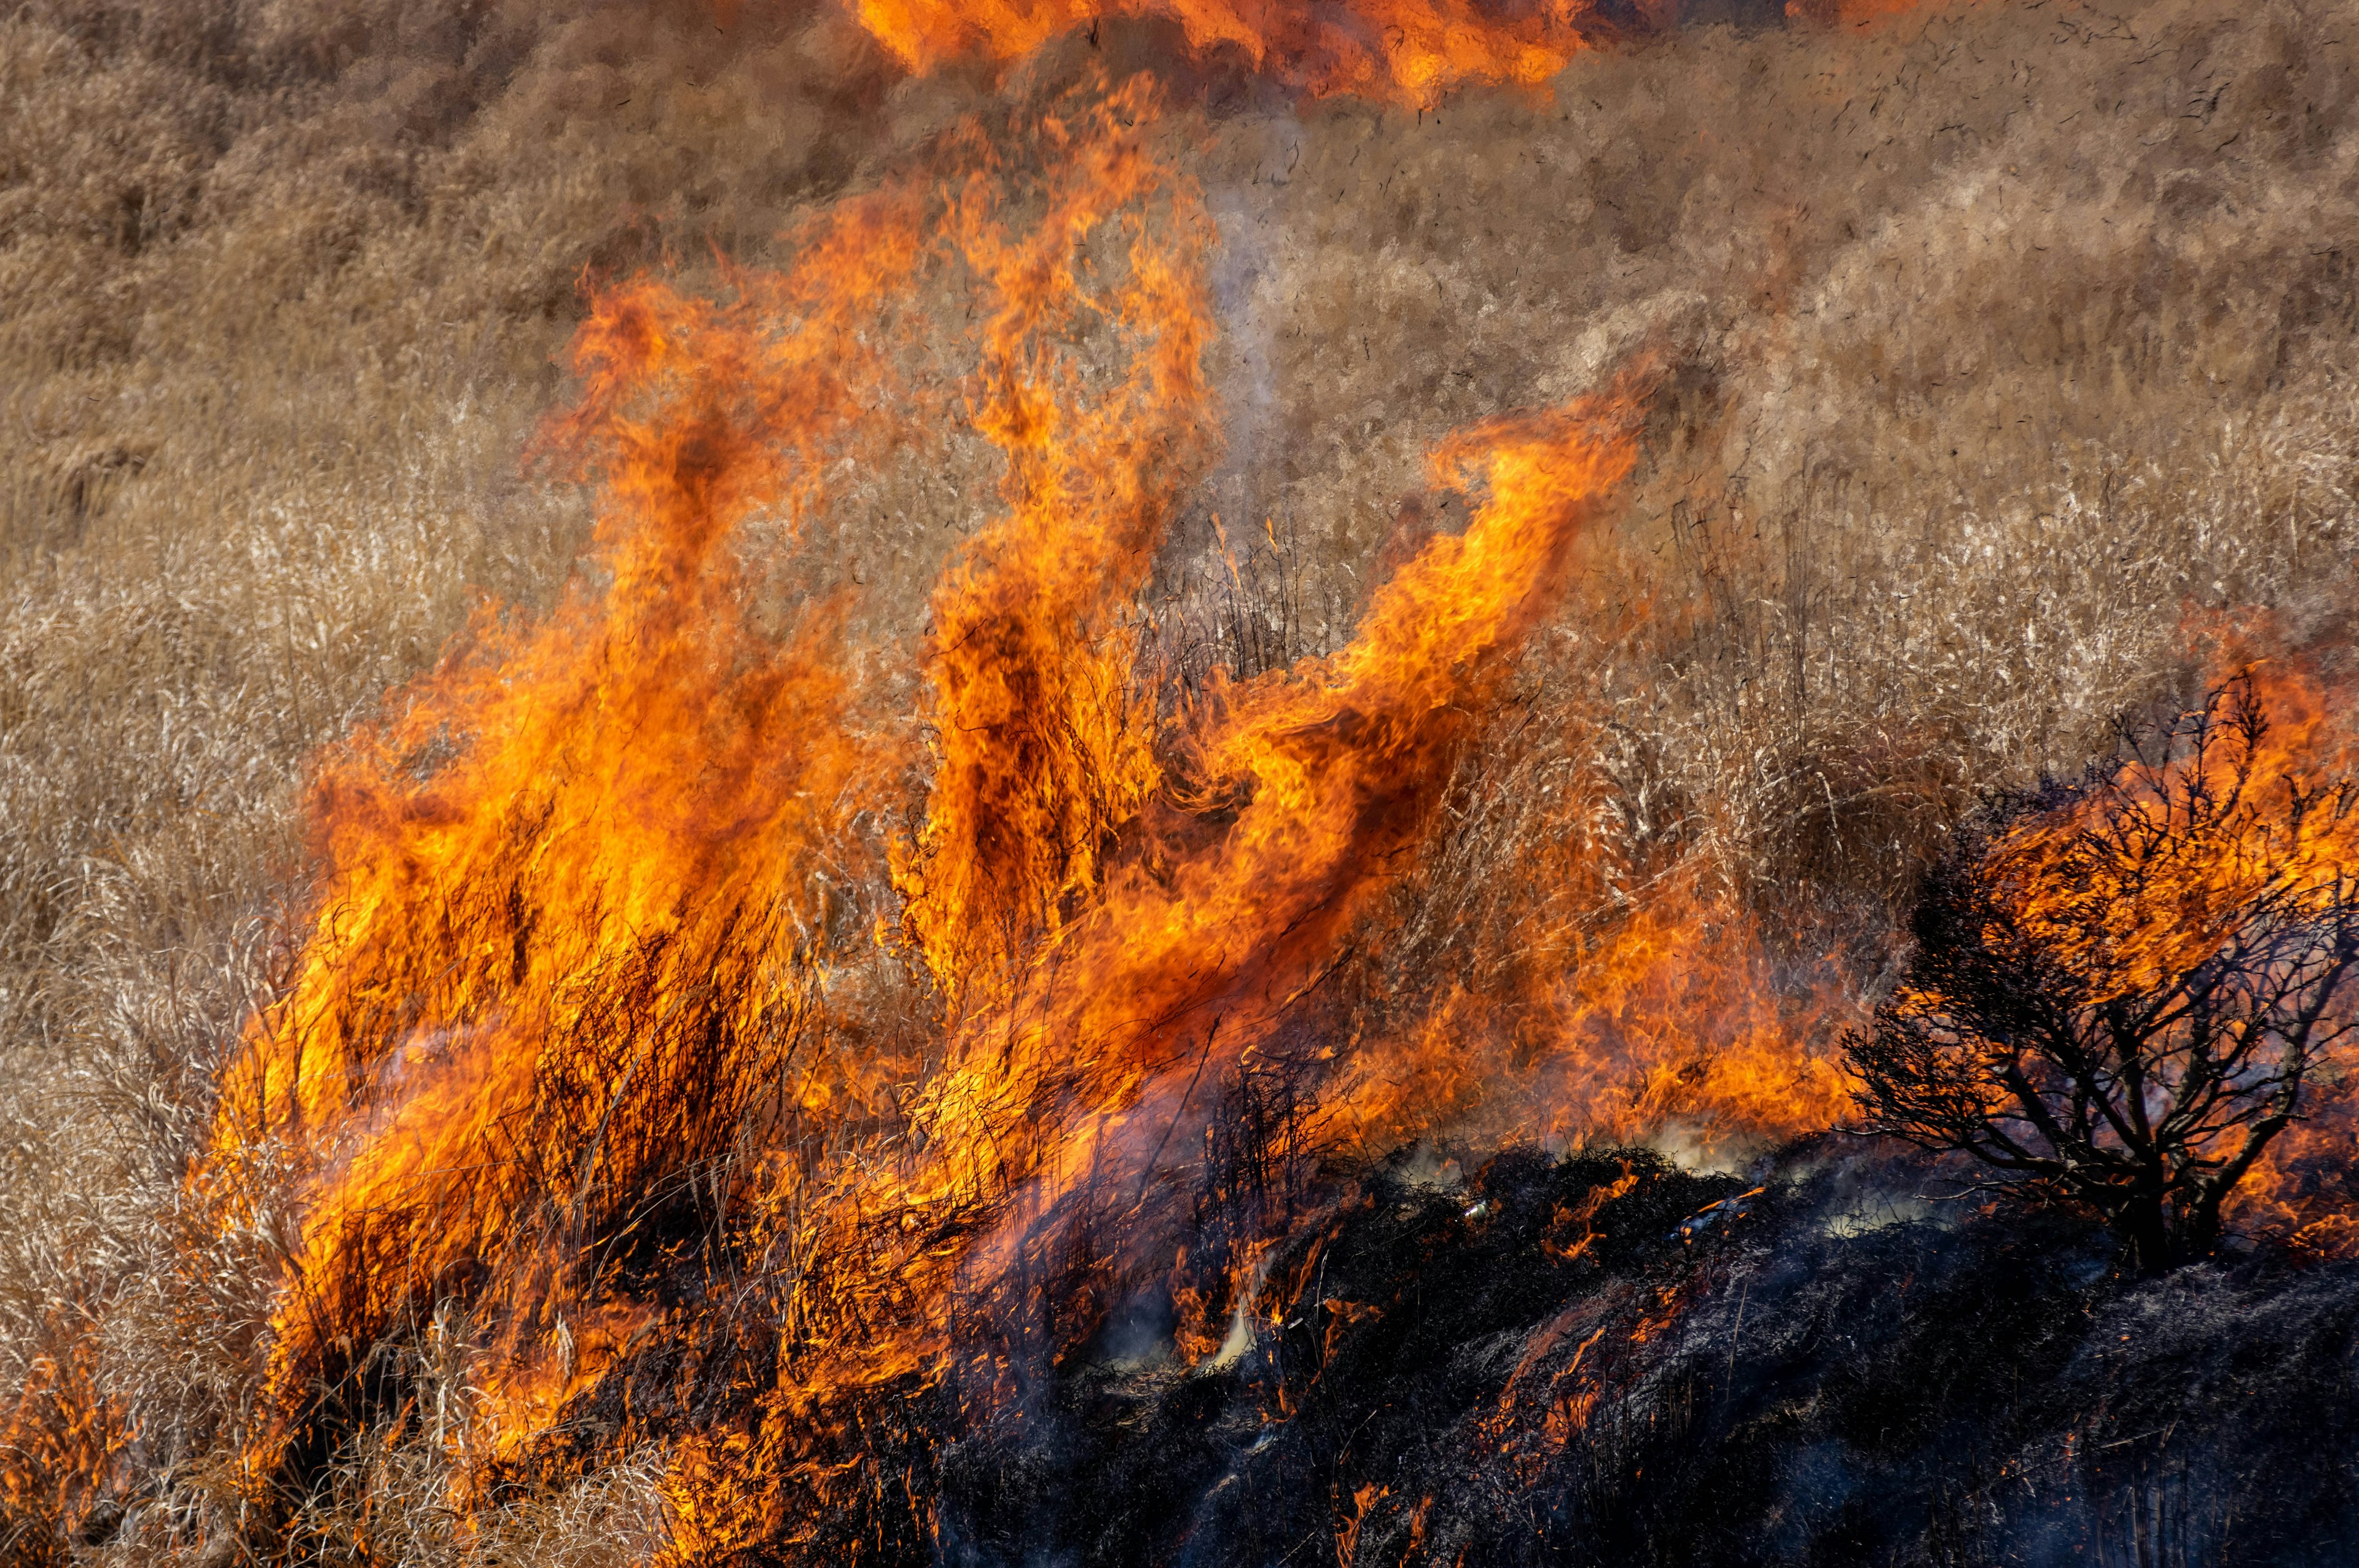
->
[[1847, 671, 2359, 1273]]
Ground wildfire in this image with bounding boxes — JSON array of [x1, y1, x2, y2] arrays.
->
[[650, 379, 1665, 1563], [891, 95, 1218, 1009], [194, 4, 1992, 1559], [2018, 644, 2359, 1252], [205, 178, 937, 1490], [1845, 614, 2359, 1266]]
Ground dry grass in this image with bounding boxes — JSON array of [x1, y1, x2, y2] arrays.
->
[[4, 0, 2358, 1559], [0, 4, 912, 1558]]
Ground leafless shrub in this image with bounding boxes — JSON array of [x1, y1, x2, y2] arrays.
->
[[1848, 676, 2359, 1273]]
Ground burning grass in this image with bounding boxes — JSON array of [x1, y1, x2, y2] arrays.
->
[[8, 0, 2359, 1561]]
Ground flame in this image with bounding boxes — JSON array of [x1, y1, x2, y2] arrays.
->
[[206, 186, 935, 1484], [891, 101, 1218, 1009], [1322, 883, 1854, 1166], [47, 2, 2334, 1559], [1877, 628, 2359, 1250], [196, 19, 1921, 1554], [646, 383, 1652, 1563], [204, 77, 1232, 1498], [852, 0, 1599, 107], [1987, 664, 2359, 1001], [915, 393, 1644, 1201], [2138, 649, 2359, 1248]]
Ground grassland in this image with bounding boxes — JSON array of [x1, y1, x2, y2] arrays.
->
[[4, 0, 2357, 1559]]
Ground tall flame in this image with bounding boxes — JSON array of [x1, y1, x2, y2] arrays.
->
[[652, 383, 1651, 1564], [206, 77, 1240, 1497], [201, 26, 1893, 1558], [893, 103, 1217, 1008], [208, 186, 935, 1481], [920, 394, 1647, 1214]]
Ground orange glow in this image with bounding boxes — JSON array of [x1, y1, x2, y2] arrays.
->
[[852, 0, 1598, 106], [1880, 631, 2359, 1250], [643, 382, 1658, 1562], [2165, 653, 2359, 1248], [195, 12, 1989, 1551], [1984, 662, 2359, 1007], [206, 183, 934, 1485], [203, 77, 1236, 1507], [907, 389, 1646, 1222], [892, 98, 1218, 1009], [1321, 883, 1855, 1168]]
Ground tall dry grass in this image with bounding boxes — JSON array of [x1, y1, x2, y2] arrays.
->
[[3, 0, 2357, 1559], [0, 4, 913, 1558]]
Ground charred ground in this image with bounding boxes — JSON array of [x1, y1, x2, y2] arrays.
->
[[917, 1148, 2359, 1567], [447, 1118, 2359, 1567]]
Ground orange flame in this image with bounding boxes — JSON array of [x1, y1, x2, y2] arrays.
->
[[206, 186, 934, 1483], [852, 0, 1600, 106], [919, 391, 1646, 1206], [1881, 623, 2359, 1253], [198, 36, 1902, 1557], [647, 380, 1651, 1564], [205, 77, 1232, 1497], [2117, 649, 2359, 1249], [1323, 884, 1855, 1166], [893, 100, 1218, 1008]]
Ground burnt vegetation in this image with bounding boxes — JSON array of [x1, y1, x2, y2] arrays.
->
[[637, 1141, 2359, 1567]]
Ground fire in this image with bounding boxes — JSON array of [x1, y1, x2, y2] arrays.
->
[[644, 380, 1658, 1562], [1322, 883, 1854, 1166], [205, 182, 937, 1488], [852, 0, 1598, 106], [1985, 660, 2359, 1004], [891, 99, 1218, 1009], [203, 76, 1231, 1501], [198, 14, 1912, 1558], [920, 389, 1651, 1233], [1863, 619, 2359, 1257], [2110, 647, 2359, 1250]]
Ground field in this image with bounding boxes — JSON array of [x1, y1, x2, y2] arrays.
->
[[6, 0, 2359, 1561]]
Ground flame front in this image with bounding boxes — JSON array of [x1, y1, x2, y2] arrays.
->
[[854, 0, 1599, 107], [204, 22, 1906, 1561], [638, 375, 1692, 1562]]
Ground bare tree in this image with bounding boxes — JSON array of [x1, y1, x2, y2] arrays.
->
[[1847, 674, 2359, 1273]]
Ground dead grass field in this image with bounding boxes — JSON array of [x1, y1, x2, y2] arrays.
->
[[4, 0, 2357, 1559]]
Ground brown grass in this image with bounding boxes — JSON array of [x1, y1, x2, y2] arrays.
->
[[4, 0, 2358, 1559]]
